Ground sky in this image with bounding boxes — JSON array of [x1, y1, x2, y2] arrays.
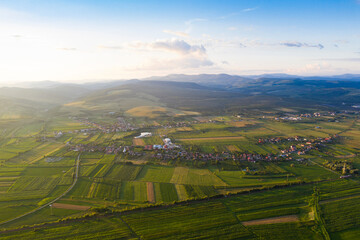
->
[[0, 0, 359, 83]]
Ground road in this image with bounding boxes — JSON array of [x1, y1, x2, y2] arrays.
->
[[0, 153, 81, 226]]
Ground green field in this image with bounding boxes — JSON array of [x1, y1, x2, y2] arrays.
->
[[0, 105, 358, 240]]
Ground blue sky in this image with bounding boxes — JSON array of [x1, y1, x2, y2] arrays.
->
[[0, 0, 359, 83]]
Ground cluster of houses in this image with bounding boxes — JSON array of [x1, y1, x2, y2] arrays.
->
[[259, 136, 336, 145], [278, 136, 337, 157], [275, 116, 302, 121], [274, 112, 339, 121], [258, 136, 308, 144], [147, 149, 279, 162], [151, 121, 194, 129], [67, 133, 338, 164], [75, 117, 138, 134]]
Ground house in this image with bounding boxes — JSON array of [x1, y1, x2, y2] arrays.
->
[[144, 145, 153, 150]]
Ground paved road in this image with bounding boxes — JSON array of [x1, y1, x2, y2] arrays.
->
[[0, 153, 81, 226]]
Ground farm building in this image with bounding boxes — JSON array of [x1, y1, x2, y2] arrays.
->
[[135, 132, 152, 138]]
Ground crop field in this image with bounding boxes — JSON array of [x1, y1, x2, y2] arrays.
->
[[0, 113, 358, 239], [279, 162, 339, 181], [137, 165, 175, 183], [12, 142, 64, 164], [133, 138, 145, 146], [177, 136, 245, 144], [67, 178, 93, 198], [174, 130, 239, 139], [119, 181, 148, 202], [126, 106, 168, 118], [82, 164, 103, 177], [247, 223, 322, 240], [143, 135, 163, 145], [23, 166, 71, 177], [184, 185, 217, 198], [87, 179, 122, 200], [221, 184, 314, 213], [8, 176, 60, 192], [121, 201, 253, 240], [106, 164, 143, 181], [46, 118, 89, 132], [214, 170, 294, 187], [170, 167, 226, 186], [0, 216, 136, 239], [1, 176, 360, 239], [153, 183, 178, 202], [93, 163, 113, 178], [322, 196, 360, 233]]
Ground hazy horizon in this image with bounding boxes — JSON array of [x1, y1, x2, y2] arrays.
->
[[0, 0, 359, 84]]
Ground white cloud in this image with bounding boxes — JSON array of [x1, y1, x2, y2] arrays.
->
[[280, 41, 324, 49], [242, 7, 257, 12], [152, 39, 206, 55], [130, 39, 207, 56], [125, 39, 214, 71]]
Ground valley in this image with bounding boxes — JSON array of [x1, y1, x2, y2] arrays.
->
[[0, 76, 359, 239]]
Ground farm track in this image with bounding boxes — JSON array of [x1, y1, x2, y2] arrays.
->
[[133, 138, 145, 146], [146, 182, 155, 203], [242, 215, 299, 226], [52, 203, 90, 211], [0, 153, 81, 226]]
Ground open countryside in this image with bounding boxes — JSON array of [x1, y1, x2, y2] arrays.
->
[[0, 0, 359, 239]]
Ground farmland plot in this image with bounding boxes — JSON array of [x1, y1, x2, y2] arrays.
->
[[170, 167, 226, 186], [106, 164, 142, 181], [137, 165, 174, 183], [122, 201, 253, 240]]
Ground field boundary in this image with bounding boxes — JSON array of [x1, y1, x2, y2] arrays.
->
[[0, 153, 81, 226]]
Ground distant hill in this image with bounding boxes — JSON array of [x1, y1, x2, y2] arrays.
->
[[0, 96, 45, 119], [6, 73, 360, 91], [0, 85, 91, 105], [1, 74, 359, 118]]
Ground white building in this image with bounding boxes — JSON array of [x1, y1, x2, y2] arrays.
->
[[135, 132, 152, 138]]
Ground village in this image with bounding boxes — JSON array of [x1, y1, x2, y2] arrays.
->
[[66, 129, 339, 165]]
